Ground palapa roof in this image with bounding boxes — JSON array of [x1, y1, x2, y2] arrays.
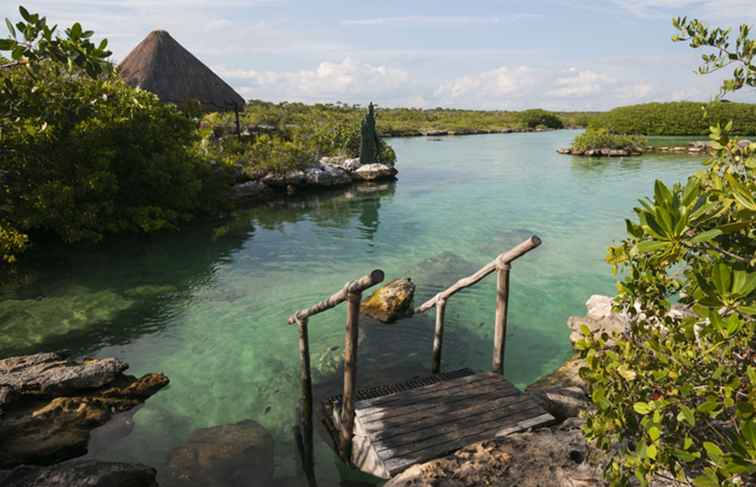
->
[[118, 30, 244, 112]]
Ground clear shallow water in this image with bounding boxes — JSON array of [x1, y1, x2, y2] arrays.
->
[[0, 130, 700, 485]]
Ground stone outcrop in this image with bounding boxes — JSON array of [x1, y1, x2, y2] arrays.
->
[[567, 294, 628, 346], [0, 460, 158, 487], [558, 140, 717, 157], [164, 419, 273, 487], [353, 163, 398, 182], [360, 278, 416, 322], [0, 352, 168, 468], [385, 419, 604, 487]]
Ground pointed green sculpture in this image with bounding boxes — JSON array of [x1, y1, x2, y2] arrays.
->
[[359, 102, 381, 164]]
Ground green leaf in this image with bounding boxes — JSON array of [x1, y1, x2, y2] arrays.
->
[[618, 364, 637, 381], [703, 441, 723, 461], [634, 402, 652, 415], [648, 426, 661, 442], [0, 38, 14, 50], [646, 444, 658, 460], [18, 6, 32, 22], [5, 17, 16, 39], [636, 240, 670, 253], [690, 228, 722, 244]]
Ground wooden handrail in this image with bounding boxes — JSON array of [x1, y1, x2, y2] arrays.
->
[[288, 269, 385, 324], [415, 236, 541, 314], [287, 269, 385, 465]]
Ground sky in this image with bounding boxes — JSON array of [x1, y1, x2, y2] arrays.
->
[[3, 0, 756, 110]]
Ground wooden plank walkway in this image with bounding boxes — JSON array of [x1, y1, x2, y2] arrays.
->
[[323, 369, 555, 479]]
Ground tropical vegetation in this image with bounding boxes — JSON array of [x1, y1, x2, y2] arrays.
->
[[589, 101, 756, 136], [571, 128, 646, 152], [205, 99, 594, 138], [578, 17, 756, 487], [0, 8, 229, 266]]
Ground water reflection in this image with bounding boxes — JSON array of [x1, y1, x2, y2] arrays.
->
[[0, 182, 396, 358]]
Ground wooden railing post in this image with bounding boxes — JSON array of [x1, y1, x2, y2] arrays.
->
[[492, 259, 511, 374], [431, 298, 446, 374], [339, 289, 361, 460], [296, 317, 313, 450]]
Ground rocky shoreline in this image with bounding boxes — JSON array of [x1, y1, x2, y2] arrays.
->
[[229, 156, 398, 204], [557, 140, 711, 157], [382, 126, 562, 137]]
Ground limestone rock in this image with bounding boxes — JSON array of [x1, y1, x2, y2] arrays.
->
[[527, 386, 591, 422], [165, 419, 274, 487], [0, 353, 128, 407], [361, 278, 415, 323], [385, 421, 605, 487], [0, 353, 168, 468], [0, 461, 158, 487], [353, 163, 398, 181], [567, 295, 628, 346]]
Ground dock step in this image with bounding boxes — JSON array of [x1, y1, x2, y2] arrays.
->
[[323, 370, 555, 479]]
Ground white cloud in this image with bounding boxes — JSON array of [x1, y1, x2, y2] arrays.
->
[[617, 81, 654, 100], [341, 14, 542, 26], [435, 66, 541, 105], [217, 58, 412, 103], [608, 0, 756, 19], [547, 69, 616, 98]]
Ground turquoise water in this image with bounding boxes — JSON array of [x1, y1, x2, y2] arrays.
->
[[0, 130, 700, 485]]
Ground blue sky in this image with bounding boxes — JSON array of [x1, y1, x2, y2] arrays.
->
[[3, 1, 756, 110]]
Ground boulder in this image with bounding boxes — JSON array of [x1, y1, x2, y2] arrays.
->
[[353, 163, 398, 181], [527, 385, 591, 422], [165, 419, 273, 487], [360, 278, 415, 323], [342, 158, 362, 172], [567, 295, 628, 346], [0, 353, 128, 408], [0, 460, 158, 487], [0, 353, 169, 468]]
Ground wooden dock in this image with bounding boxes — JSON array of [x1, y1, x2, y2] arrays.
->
[[322, 369, 555, 478], [287, 236, 546, 482]]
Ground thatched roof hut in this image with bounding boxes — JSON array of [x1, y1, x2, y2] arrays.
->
[[118, 30, 244, 112]]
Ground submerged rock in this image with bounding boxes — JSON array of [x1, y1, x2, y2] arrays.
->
[[360, 278, 416, 323], [165, 419, 273, 487], [0, 460, 158, 487], [0, 353, 169, 468], [230, 181, 272, 202]]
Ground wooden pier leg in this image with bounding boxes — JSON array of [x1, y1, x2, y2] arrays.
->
[[339, 290, 361, 461], [297, 318, 314, 457], [431, 298, 446, 374], [492, 260, 511, 374]]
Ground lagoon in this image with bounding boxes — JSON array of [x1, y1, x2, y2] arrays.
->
[[0, 130, 701, 484]]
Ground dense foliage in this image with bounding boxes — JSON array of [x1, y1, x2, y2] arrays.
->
[[206, 99, 594, 138], [589, 101, 756, 136], [200, 102, 396, 175], [579, 17, 756, 487], [0, 8, 226, 265], [518, 108, 565, 129], [571, 128, 647, 152]]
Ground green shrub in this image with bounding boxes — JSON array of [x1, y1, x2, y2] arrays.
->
[[1, 62, 222, 246], [580, 125, 756, 486], [518, 109, 565, 129], [571, 128, 647, 152], [590, 101, 756, 135]]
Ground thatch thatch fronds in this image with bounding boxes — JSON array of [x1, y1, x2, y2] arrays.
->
[[118, 30, 244, 112]]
